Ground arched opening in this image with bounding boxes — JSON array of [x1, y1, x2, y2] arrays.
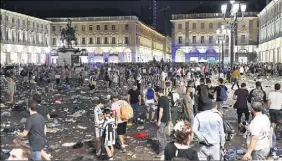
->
[[10, 46, 19, 64], [109, 48, 119, 63], [187, 49, 199, 62], [123, 48, 132, 62], [50, 49, 58, 64], [175, 49, 185, 62], [206, 48, 217, 60]]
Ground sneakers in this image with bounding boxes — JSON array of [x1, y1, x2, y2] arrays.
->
[[121, 145, 126, 153]]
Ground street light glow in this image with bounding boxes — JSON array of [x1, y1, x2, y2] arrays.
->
[[221, 25, 225, 30], [221, 4, 227, 14], [231, 3, 240, 14], [240, 4, 247, 12], [216, 29, 220, 35]]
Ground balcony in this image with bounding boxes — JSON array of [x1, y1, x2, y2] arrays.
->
[[1, 39, 48, 47], [172, 12, 258, 20]]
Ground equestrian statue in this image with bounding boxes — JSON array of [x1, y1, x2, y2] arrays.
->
[[60, 19, 77, 48]]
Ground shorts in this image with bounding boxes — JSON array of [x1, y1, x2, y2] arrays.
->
[[102, 135, 115, 147], [117, 122, 127, 135], [95, 127, 102, 138], [269, 109, 281, 123]]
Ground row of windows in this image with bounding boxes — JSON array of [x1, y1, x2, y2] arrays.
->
[[2, 31, 48, 45], [177, 35, 246, 44], [52, 24, 129, 32], [0, 15, 48, 30], [177, 20, 259, 30], [52, 36, 129, 45]]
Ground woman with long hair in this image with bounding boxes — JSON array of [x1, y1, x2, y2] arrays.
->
[[164, 121, 199, 161]]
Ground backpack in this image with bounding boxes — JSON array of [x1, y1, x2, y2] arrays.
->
[[199, 85, 212, 105], [146, 88, 155, 100], [250, 88, 264, 103], [218, 86, 228, 101], [118, 100, 134, 121]]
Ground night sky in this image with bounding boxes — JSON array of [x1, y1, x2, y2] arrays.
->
[[1, 0, 266, 35]]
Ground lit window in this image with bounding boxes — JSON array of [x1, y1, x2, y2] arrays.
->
[[201, 23, 204, 29], [125, 24, 129, 30], [104, 37, 108, 44], [89, 38, 93, 44], [82, 37, 86, 44], [192, 36, 196, 43], [178, 24, 182, 30], [192, 23, 196, 29], [52, 26, 56, 32], [52, 38, 56, 45], [112, 37, 116, 44], [209, 23, 213, 29], [178, 36, 182, 44], [97, 37, 101, 44], [201, 36, 204, 43], [125, 37, 129, 44], [209, 36, 213, 43], [241, 35, 246, 43]]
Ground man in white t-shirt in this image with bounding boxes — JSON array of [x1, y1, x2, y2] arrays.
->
[[268, 83, 282, 129], [242, 102, 271, 161], [143, 82, 156, 122]]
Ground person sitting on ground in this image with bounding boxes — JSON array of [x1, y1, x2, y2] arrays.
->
[[164, 121, 199, 161]]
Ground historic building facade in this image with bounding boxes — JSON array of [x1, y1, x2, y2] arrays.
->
[[170, 12, 259, 63], [0, 9, 51, 65], [258, 0, 282, 63], [48, 16, 170, 63]]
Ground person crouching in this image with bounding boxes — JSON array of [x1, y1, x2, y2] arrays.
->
[[101, 108, 116, 160]]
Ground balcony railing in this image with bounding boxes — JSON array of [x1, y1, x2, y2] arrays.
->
[[172, 12, 258, 20]]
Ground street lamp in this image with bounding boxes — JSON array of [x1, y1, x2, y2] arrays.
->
[[216, 25, 229, 79], [221, 0, 246, 70]]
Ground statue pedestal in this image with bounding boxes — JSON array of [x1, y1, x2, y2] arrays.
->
[[57, 48, 80, 66]]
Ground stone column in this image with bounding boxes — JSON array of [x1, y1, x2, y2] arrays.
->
[[171, 47, 177, 63], [131, 52, 136, 63]]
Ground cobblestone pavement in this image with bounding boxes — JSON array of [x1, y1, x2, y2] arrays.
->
[[0, 76, 281, 160]]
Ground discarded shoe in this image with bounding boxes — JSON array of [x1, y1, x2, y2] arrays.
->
[[73, 141, 83, 149]]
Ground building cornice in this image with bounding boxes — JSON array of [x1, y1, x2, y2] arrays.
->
[[0, 9, 51, 23], [258, 0, 280, 17]]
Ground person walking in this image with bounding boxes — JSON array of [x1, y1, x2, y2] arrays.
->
[[127, 84, 141, 124], [193, 102, 225, 160], [155, 87, 170, 159], [242, 102, 271, 161], [233, 83, 250, 130], [15, 100, 46, 161], [231, 67, 240, 90]]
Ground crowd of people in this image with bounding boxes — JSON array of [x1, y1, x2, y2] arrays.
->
[[0, 61, 282, 161]]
